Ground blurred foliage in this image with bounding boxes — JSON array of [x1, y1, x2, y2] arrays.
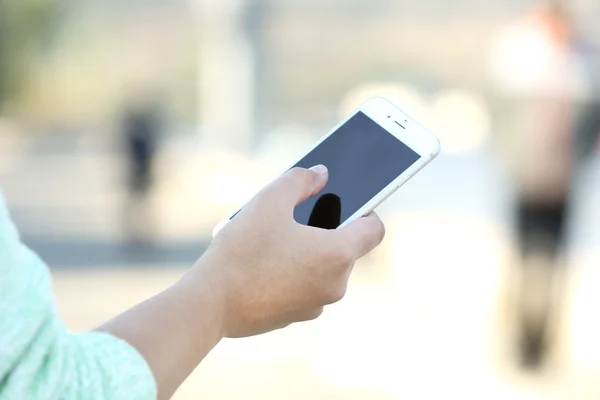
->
[[0, 0, 61, 109]]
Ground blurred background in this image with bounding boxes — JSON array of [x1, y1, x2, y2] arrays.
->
[[2, 0, 600, 398]]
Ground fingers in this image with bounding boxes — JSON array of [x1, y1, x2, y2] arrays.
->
[[260, 165, 329, 208], [336, 213, 386, 259], [297, 306, 325, 322]]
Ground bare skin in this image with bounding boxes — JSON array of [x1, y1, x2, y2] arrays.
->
[[98, 165, 386, 399]]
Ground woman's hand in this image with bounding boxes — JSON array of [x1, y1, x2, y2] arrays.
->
[[197, 165, 386, 338], [99, 165, 385, 399]]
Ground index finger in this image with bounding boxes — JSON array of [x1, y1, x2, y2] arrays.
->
[[336, 213, 386, 259]]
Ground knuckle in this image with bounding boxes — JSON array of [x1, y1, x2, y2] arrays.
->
[[360, 218, 386, 253], [325, 285, 347, 304], [288, 166, 318, 188], [287, 167, 309, 183], [375, 219, 386, 243], [336, 245, 355, 266], [307, 307, 324, 321]]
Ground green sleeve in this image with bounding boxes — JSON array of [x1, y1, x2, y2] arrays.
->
[[0, 191, 157, 400]]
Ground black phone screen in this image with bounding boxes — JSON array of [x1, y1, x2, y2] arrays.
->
[[291, 111, 420, 228], [233, 111, 421, 229]]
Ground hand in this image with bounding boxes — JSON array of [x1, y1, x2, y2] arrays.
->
[[97, 165, 385, 399], [196, 165, 386, 338]]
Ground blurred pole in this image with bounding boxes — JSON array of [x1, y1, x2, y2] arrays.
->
[[0, 0, 62, 111], [192, 0, 257, 152], [241, 0, 268, 147], [0, 2, 8, 110]]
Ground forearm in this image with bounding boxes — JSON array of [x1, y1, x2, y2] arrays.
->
[[96, 264, 226, 400]]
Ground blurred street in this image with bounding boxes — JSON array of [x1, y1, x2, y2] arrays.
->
[[0, 128, 210, 267], [3, 0, 600, 398], [3, 126, 600, 398]]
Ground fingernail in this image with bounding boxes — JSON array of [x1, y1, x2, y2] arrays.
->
[[309, 164, 328, 175]]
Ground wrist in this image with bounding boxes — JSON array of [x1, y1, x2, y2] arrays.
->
[[183, 256, 230, 342]]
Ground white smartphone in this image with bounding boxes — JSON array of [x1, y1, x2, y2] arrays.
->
[[213, 96, 441, 236]]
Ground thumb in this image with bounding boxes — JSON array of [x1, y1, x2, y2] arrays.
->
[[260, 165, 329, 208]]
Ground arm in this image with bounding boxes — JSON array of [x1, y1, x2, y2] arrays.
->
[[1, 165, 385, 399], [88, 165, 385, 398], [96, 267, 226, 400]]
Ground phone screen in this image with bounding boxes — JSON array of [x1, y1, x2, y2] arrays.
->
[[234, 111, 421, 229]]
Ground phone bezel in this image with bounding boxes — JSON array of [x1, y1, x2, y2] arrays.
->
[[212, 96, 441, 236]]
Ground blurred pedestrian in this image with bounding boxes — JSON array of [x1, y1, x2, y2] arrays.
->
[[489, 0, 600, 370], [122, 97, 159, 244]]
